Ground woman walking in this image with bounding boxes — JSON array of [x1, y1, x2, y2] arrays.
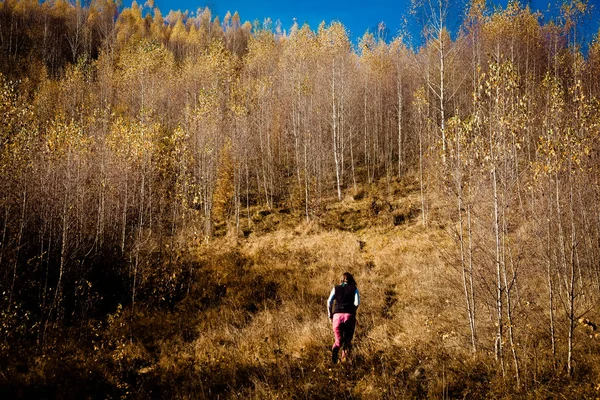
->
[[327, 272, 360, 364]]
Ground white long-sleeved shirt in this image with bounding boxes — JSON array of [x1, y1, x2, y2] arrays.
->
[[327, 285, 360, 319]]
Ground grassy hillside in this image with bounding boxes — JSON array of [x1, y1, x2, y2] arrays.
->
[[3, 177, 600, 399]]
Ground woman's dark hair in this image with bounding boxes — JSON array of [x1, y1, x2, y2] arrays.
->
[[341, 272, 357, 287]]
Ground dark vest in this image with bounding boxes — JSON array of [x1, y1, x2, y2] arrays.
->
[[333, 284, 357, 315]]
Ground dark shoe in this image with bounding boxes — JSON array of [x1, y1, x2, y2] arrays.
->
[[332, 347, 339, 364]]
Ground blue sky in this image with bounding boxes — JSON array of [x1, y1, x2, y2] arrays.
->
[[152, 0, 415, 40], [148, 0, 600, 47]]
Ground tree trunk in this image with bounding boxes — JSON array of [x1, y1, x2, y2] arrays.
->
[[397, 72, 403, 177], [492, 164, 504, 375], [8, 188, 26, 311], [332, 61, 342, 201]]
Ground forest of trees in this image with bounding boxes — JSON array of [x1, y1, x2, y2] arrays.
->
[[2, 0, 600, 394]]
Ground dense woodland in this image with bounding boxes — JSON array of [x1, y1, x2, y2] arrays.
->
[[2, 0, 600, 397]]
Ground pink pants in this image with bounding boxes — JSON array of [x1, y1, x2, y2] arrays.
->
[[332, 313, 356, 350]]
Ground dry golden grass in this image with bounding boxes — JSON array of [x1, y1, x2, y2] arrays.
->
[[122, 181, 481, 398]]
